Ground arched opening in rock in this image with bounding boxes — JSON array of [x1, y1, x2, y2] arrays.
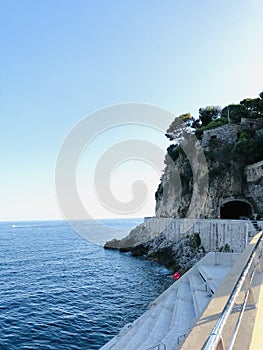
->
[[220, 200, 252, 219]]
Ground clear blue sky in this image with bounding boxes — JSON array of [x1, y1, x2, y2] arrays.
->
[[1, 0, 263, 221]]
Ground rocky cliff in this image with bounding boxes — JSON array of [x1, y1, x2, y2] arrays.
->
[[156, 124, 247, 219], [105, 219, 205, 272], [105, 92, 263, 271]]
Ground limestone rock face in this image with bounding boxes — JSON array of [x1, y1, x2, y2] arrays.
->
[[104, 218, 173, 250], [155, 151, 193, 218], [155, 136, 208, 219], [245, 161, 263, 216], [104, 223, 152, 250], [156, 125, 263, 219]]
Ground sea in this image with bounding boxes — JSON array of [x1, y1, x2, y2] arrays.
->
[[0, 219, 173, 350]]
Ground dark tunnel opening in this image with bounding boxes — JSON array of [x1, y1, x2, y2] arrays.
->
[[220, 201, 252, 219]]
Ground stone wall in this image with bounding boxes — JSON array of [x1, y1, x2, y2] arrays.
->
[[241, 117, 263, 129], [201, 124, 240, 149], [154, 218, 250, 253], [245, 160, 263, 182], [110, 217, 252, 254], [245, 177, 263, 218]]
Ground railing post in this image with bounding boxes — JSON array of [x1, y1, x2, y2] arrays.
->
[[216, 337, 225, 350], [245, 222, 248, 248], [244, 274, 256, 306]]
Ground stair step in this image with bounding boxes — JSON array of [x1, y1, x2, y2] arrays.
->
[[109, 304, 165, 350], [135, 292, 177, 349], [250, 219, 261, 232], [161, 289, 196, 349], [188, 272, 209, 316], [192, 289, 211, 316], [102, 255, 238, 350], [170, 280, 192, 324], [118, 286, 178, 350], [197, 265, 230, 294], [188, 272, 207, 292], [103, 301, 165, 350], [137, 280, 192, 350]]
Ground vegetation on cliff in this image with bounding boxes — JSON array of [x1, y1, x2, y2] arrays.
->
[[166, 91, 263, 144], [162, 91, 263, 177]]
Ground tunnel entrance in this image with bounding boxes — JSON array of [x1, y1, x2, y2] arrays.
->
[[220, 201, 252, 219]]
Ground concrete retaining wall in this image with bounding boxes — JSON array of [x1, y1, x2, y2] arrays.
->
[[142, 217, 251, 253]]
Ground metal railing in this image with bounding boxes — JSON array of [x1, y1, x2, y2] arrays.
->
[[203, 230, 263, 350]]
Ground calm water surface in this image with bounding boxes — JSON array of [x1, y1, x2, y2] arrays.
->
[[0, 220, 172, 349]]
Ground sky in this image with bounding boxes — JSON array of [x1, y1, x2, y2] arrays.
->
[[1, 0, 263, 221]]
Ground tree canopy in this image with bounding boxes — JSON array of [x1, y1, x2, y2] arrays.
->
[[240, 95, 263, 118], [198, 106, 221, 126], [165, 113, 194, 141], [221, 104, 248, 124], [166, 90, 263, 144], [165, 90, 263, 165]]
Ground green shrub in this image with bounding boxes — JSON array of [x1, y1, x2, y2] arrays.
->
[[218, 243, 231, 252], [189, 233, 201, 248]]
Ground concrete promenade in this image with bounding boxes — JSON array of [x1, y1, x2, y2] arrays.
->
[[101, 219, 263, 349]]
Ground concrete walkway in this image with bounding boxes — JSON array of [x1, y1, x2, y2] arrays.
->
[[101, 252, 239, 350]]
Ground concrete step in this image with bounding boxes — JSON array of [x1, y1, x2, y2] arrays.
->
[[100, 306, 160, 350], [135, 280, 193, 350], [101, 253, 238, 350], [108, 285, 178, 350], [197, 265, 230, 294], [134, 288, 179, 350], [170, 280, 192, 325], [188, 272, 212, 316], [250, 219, 260, 232], [124, 288, 178, 350], [100, 322, 135, 350], [107, 302, 166, 350], [192, 289, 212, 317], [188, 272, 207, 292], [161, 284, 196, 349]]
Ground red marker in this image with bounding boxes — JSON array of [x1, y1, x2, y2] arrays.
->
[[173, 272, 181, 280]]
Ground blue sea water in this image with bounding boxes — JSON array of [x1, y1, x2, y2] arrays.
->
[[0, 219, 173, 350]]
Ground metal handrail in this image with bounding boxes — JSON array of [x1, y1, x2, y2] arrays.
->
[[203, 230, 263, 350], [227, 289, 250, 350]]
